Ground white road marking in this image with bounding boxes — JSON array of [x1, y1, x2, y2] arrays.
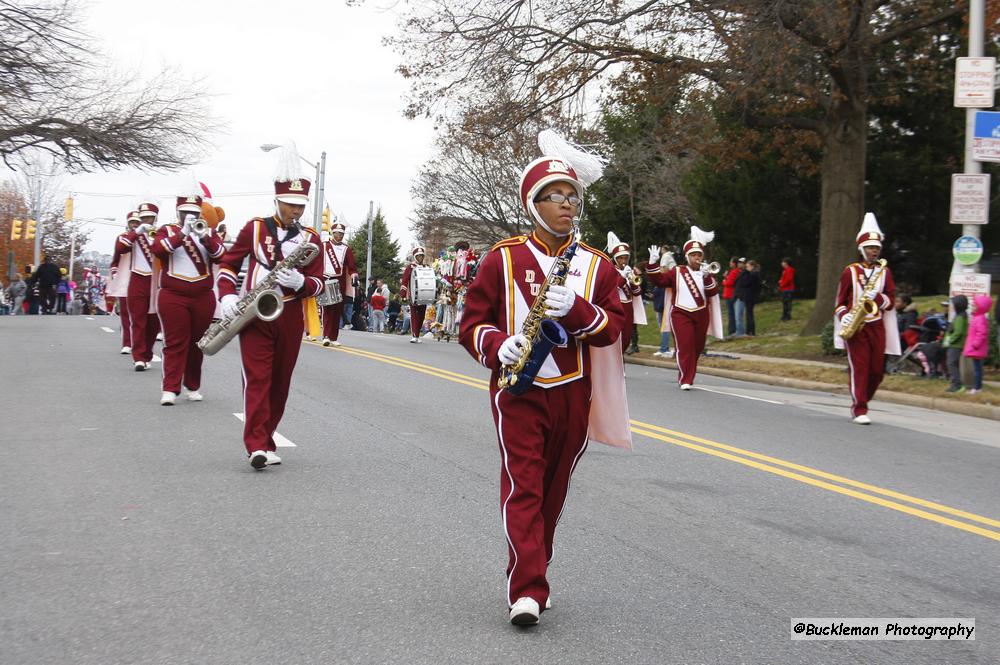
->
[[100, 326, 114, 333], [694, 385, 784, 404], [85, 317, 94, 320], [232, 413, 297, 447]]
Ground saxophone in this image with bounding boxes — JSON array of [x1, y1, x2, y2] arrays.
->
[[198, 239, 320, 355], [838, 259, 887, 340], [497, 227, 578, 395]]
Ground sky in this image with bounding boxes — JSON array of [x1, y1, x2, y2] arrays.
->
[[50, 0, 436, 255]]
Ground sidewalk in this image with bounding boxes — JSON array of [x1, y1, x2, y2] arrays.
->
[[627, 345, 1000, 422]]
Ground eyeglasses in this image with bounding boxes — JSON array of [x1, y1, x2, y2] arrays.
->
[[536, 193, 581, 207]]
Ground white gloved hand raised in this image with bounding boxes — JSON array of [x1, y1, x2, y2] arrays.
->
[[544, 283, 576, 318], [221, 294, 240, 319], [498, 333, 529, 366], [274, 267, 305, 291], [840, 312, 854, 329], [648, 245, 660, 264], [136, 223, 152, 235]]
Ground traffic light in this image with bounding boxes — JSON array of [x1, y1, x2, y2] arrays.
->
[[322, 206, 331, 233], [10, 219, 22, 240], [64, 197, 74, 221], [25, 219, 36, 240]]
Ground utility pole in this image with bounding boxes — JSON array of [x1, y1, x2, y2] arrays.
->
[[32, 181, 42, 267], [365, 200, 374, 296], [313, 151, 327, 232]]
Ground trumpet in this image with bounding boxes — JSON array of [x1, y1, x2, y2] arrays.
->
[[700, 261, 721, 275], [191, 218, 209, 235], [624, 266, 642, 286]]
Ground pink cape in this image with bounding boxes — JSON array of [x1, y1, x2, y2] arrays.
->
[[587, 340, 633, 450]]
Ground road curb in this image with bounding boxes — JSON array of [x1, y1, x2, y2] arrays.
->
[[626, 356, 1000, 422]]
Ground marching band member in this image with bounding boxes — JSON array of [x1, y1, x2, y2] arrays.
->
[[122, 201, 162, 371], [108, 210, 140, 354], [644, 227, 722, 390], [833, 213, 899, 424], [216, 145, 324, 469], [321, 220, 358, 347], [151, 188, 225, 405], [400, 246, 429, 343], [607, 232, 644, 354], [459, 134, 628, 627]]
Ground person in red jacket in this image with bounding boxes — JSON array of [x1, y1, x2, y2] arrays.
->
[[779, 257, 796, 321], [459, 147, 627, 627], [721, 257, 743, 337], [151, 189, 226, 405], [216, 146, 325, 469]]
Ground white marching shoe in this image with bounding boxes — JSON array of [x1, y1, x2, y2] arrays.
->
[[264, 451, 282, 466], [151, 354, 161, 363], [120, 346, 131, 355], [134, 361, 149, 372], [409, 336, 419, 343], [330, 340, 342, 347], [545, 597, 552, 610], [853, 414, 871, 425], [248, 450, 268, 470], [322, 337, 331, 346], [155, 332, 164, 342], [679, 383, 692, 391], [160, 391, 176, 406], [185, 390, 203, 402], [509, 597, 540, 626]]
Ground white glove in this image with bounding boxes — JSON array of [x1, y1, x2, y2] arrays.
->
[[498, 334, 529, 366], [221, 294, 240, 319], [648, 245, 660, 264], [180, 215, 195, 236], [840, 312, 854, 329], [544, 284, 576, 318], [274, 267, 305, 291], [136, 223, 152, 235]]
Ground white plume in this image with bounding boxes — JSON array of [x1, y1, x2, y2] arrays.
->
[[177, 172, 202, 199], [537, 129, 608, 187], [689, 225, 715, 245], [606, 231, 622, 253], [272, 141, 308, 183]]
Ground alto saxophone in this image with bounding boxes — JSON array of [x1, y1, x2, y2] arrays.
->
[[497, 226, 578, 395], [838, 259, 887, 340], [198, 239, 320, 355]]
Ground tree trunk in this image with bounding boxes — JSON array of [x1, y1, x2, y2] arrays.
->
[[801, 99, 868, 335]]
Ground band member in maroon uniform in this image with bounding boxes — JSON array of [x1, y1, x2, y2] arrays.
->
[[108, 210, 140, 354], [216, 148, 324, 469], [644, 227, 722, 390], [607, 232, 644, 354], [151, 190, 225, 405], [399, 246, 430, 343], [833, 213, 900, 424], [459, 146, 628, 627], [121, 201, 162, 371], [321, 220, 358, 347]]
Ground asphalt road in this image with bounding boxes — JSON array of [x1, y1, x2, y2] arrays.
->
[[1, 315, 998, 664]]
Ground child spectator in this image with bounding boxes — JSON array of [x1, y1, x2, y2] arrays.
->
[[943, 295, 969, 393], [962, 294, 993, 394], [778, 258, 796, 321], [370, 290, 387, 333]]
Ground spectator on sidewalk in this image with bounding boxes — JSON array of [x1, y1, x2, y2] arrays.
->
[[6, 274, 26, 315], [778, 258, 796, 321], [387, 295, 401, 332], [370, 289, 387, 333], [895, 294, 918, 334], [943, 295, 969, 393], [722, 257, 743, 336], [651, 285, 673, 358], [32, 255, 62, 314], [56, 271, 71, 314], [734, 259, 761, 336], [963, 294, 993, 395]]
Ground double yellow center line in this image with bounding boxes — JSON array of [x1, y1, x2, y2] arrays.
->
[[309, 341, 1000, 542]]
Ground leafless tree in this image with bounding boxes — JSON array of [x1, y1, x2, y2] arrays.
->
[[391, 0, 968, 333], [0, 0, 215, 172]]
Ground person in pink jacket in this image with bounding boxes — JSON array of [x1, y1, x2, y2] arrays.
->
[[962, 294, 993, 394]]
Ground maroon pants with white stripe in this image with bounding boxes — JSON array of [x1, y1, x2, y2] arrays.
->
[[621, 301, 635, 350], [127, 274, 160, 363], [671, 307, 709, 385], [489, 377, 591, 608], [238, 302, 304, 454], [322, 302, 345, 340], [118, 297, 131, 347], [845, 321, 886, 417], [157, 288, 215, 394], [410, 304, 427, 337]]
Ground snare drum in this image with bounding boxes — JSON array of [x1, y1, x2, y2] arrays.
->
[[409, 266, 437, 305], [317, 279, 343, 306]]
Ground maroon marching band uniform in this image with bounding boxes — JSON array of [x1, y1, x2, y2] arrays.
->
[[110, 230, 132, 349], [459, 232, 624, 610], [321, 235, 357, 341], [835, 261, 896, 418], [615, 264, 642, 350], [400, 258, 428, 337], [151, 220, 225, 396], [644, 263, 719, 385], [118, 227, 161, 364], [217, 217, 324, 454]]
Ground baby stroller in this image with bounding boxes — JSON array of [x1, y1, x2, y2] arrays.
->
[[887, 314, 946, 376]]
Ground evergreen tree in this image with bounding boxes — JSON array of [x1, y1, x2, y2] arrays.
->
[[347, 207, 403, 294]]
